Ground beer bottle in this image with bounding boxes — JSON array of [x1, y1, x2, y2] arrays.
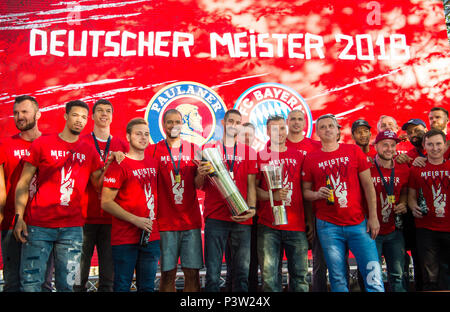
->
[[326, 175, 334, 205], [417, 188, 428, 216], [139, 218, 151, 247], [394, 214, 403, 229]]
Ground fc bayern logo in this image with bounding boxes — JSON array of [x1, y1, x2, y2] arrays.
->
[[145, 81, 227, 145], [234, 83, 313, 151]]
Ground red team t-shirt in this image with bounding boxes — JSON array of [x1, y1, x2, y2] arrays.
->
[[409, 160, 450, 232], [103, 156, 160, 245], [152, 140, 202, 231], [302, 143, 372, 226], [257, 147, 306, 231], [285, 137, 321, 156], [370, 161, 410, 235], [202, 141, 258, 225], [23, 134, 103, 228], [0, 134, 38, 230], [396, 139, 413, 155], [79, 133, 128, 224]]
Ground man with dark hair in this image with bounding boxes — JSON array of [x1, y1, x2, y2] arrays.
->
[[153, 109, 203, 292], [13, 100, 106, 292], [256, 115, 312, 291], [0, 95, 42, 291], [196, 109, 257, 292], [73, 99, 127, 292], [101, 118, 160, 292], [302, 114, 384, 292], [408, 129, 450, 290], [352, 119, 376, 160]]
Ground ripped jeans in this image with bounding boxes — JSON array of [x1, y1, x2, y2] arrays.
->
[[20, 226, 82, 292]]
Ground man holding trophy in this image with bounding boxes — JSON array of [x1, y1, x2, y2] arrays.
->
[[196, 109, 257, 292], [256, 115, 312, 292]]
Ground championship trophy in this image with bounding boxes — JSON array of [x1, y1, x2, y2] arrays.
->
[[196, 147, 250, 216], [261, 164, 288, 226]]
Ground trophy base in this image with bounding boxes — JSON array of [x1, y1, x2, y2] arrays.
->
[[272, 205, 288, 226]]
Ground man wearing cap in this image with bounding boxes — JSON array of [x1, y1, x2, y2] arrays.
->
[[400, 119, 428, 165], [371, 130, 410, 292], [352, 119, 376, 160]]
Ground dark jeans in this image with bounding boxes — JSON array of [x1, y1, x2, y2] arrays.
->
[[375, 230, 407, 292], [111, 241, 160, 292], [416, 228, 450, 291], [74, 224, 114, 292], [257, 224, 309, 292], [204, 218, 251, 292]]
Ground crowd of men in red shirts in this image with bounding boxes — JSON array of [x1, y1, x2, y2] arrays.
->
[[0, 95, 448, 292]]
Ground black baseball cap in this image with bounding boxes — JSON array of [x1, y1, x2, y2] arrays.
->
[[401, 118, 426, 131], [351, 119, 371, 133]]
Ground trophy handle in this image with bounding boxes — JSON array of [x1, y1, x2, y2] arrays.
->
[[268, 190, 274, 207]]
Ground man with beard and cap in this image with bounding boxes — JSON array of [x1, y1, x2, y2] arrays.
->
[[401, 119, 428, 165]]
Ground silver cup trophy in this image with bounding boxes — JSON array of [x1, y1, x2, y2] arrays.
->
[[261, 164, 288, 225], [197, 147, 250, 216]]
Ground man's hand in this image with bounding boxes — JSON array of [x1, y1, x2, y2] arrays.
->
[[112, 151, 126, 165], [231, 208, 256, 223], [412, 156, 427, 168], [273, 187, 289, 201], [13, 218, 28, 243], [131, 216, 153, 233], [393, 202, 407, 215], [395, 153, 411, 164], [197, 161, 212, 177], [315, 187, 332, 201], [367, 216, 380, 240], [305, 220, 315, 243], [410, 203, 423, 218]]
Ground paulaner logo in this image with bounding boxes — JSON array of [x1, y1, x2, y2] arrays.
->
[[145, 81, 227, 146], [233, 82, 313, 151]]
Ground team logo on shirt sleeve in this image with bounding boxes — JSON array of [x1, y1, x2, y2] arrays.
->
[[145, 81, 227, 146], [234, 83, 313, 151]]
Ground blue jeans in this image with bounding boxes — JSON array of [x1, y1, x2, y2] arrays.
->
[[316, 218, 384, 292], [257, 224, 309, 292], [20, 226, 83, 292], [111, 241, 160, 292], [375, 230, 407, 292], [204, 218, 251, 292]]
